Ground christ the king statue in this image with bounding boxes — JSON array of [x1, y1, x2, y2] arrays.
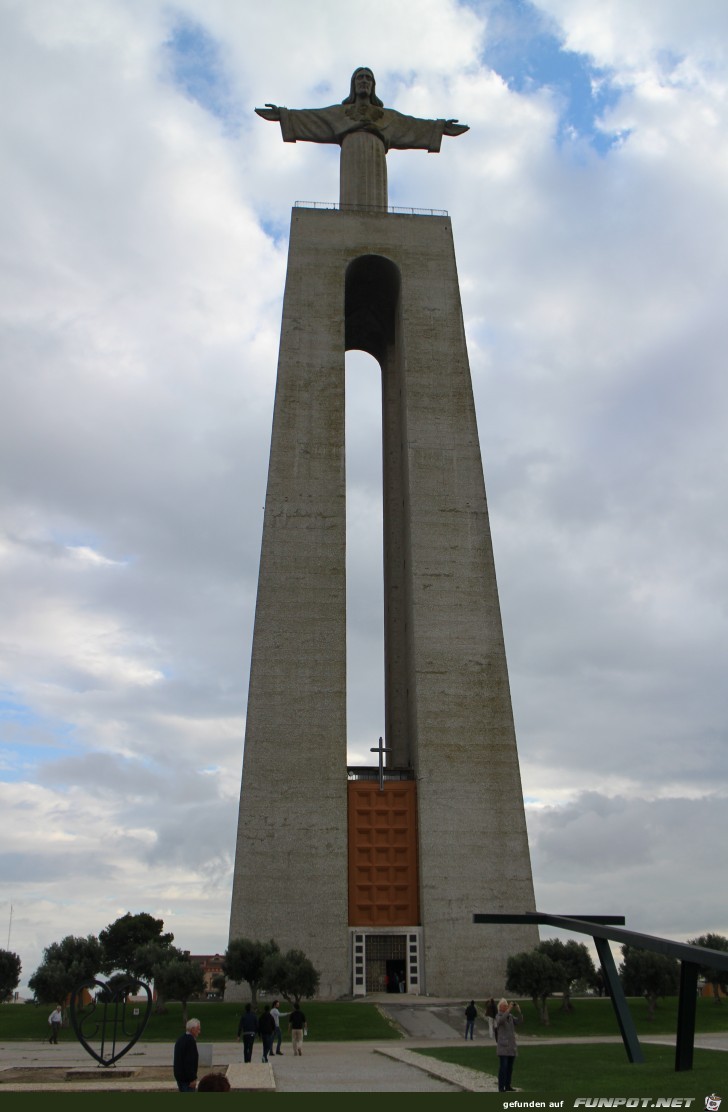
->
[[256, 66, 469, 209]]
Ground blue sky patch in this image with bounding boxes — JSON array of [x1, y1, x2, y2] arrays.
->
[[0, 697, 79, 782], [164, 15, 241, 133], [477, 0, 622, 154]]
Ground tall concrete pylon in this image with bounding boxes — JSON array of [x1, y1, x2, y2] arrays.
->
[[229, 68, 537, 999]]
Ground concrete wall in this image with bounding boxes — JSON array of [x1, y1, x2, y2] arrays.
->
[[229, 208, 537, 999], [229, 208, 350, 999]]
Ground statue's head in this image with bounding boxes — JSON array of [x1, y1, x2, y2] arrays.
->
[[342, 67, 384, 107]]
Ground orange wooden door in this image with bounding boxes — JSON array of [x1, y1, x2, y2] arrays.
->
[[348, 780, 419, 926]]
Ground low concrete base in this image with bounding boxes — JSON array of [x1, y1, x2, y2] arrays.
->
[[0, 1061, 275, 1093], [226, 1062, 275, 1091]]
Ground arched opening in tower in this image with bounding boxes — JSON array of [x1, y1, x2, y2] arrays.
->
[[344, 347, 384, 766], [345, 254, 412, 773]]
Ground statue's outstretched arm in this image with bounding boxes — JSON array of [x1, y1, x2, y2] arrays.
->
[[443, 119, 469, 136], [255, 104, 281, 122]]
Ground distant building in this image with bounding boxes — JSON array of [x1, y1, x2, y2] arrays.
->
[[186, 953, 225, 997]]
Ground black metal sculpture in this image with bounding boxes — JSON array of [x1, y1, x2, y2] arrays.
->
[[69, 977, 153, 1067], [474, 911, 728, 1072]]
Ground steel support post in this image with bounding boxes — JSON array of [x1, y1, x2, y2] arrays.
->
[[675, 961, 699, 1072], [593, 936, 645, 1064]]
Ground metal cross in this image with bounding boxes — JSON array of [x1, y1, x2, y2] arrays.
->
[[370, 736, 392, 792]]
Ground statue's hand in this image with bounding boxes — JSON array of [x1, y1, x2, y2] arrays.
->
[[443, 119, 469, 136], [255, 104, 281, 121]]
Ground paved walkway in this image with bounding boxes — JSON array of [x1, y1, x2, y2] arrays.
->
[[1, 998, 725, 1092], [0, 1038, 475, 1093]]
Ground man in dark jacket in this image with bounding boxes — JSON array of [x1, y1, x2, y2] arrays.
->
[[464, 999, 478, 1039], [258, 1003, 276, 1063], [288, 1004, 307, 1056], [237, 1003, 258, 1063], [173, 1018, 200, 1091]]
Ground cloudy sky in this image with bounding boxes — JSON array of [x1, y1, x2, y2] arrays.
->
[[2, 0, 727, 994]]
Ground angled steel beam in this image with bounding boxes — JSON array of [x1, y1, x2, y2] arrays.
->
[[593, 936, 644, 1063], [474, 911, 728, 1072], [675, 961, 699, 1072], [474, 914, 626, 926], [474, 913, 728, 970]]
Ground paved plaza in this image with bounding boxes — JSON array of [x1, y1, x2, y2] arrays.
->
[[1, 998, 726, 1093]]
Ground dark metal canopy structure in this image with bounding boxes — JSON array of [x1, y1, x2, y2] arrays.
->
[[474, 912, 728, 1071]]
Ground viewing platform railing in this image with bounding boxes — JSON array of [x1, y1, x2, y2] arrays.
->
[[347, 766, 415, 781], [294, 201, 448, 217]]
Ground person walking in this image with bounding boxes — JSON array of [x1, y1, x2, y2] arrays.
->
[[237, 1003, 258, 1063], [494, 998, 522, 1092], [271, 999, 288, 1055], [258, 1003, 276, 1063], [48, 1004, 63, 1044], [464, 999, 478, 1040], [173, 1017, 201, 1092], [288, 1003, 307, 1056]]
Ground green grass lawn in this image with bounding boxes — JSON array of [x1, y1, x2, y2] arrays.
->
[[415, 1043, 728, 1097], [2, 995, 726, 1047], [0, 1000, 400, 1043], [498, 995, 728, 1038]]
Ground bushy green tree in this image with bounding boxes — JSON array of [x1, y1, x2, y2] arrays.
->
[[211, 973, 226, 997], [619, 945, 679, 1019], [130, 941, 189, 1013], [99, 912, 174, 976], [261, 948, 320, 1007], [537, 939, 597, 1012], [506, 949, 562, 1024], [131, 940, 187, 983], [97, 972, 141, 1002], [687, 933, 728, 1004], [28, 935, 104, 1005], [224, 938, 279, 1005], [152, 959, 205, 1027], [0, 950, 22, 1002]]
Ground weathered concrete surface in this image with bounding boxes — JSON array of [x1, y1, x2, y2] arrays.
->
[[378, 1000, 492, 1041], [230, 207, 537, 1000], [377, 1003, 461, 1040], [0, 1041, 272, 1093], [270, 1040, 460, 1092], [3, 1031, 725, 1093]]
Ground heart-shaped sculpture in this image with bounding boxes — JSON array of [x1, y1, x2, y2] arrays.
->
[[69, 977, 153, 1067]]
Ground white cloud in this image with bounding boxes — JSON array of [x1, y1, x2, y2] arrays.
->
[[1, 0, 726, 993]]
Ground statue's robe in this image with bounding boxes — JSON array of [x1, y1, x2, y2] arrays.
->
[[276, 102, 450, 208], [278, 102, 448, 153]]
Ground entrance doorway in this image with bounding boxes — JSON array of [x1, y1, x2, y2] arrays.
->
[[366, 934, 404, 993], [350, 928, 422, 995], [385, 958, 406, 993]]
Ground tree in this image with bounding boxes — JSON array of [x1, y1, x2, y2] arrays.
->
[[28, 935, 104, 1005], [687, 933, 728, 1004], [506, 950, 563, 1024], [152, 959, 205, 1026], [99, 912, 174, 977], [97, 972, 141, 1002], [261, 948, 320, 1007], [224, 938, 279, 1005], [537, 939, 597, 1012], [619, 945, 680, 1020], [126, 941, 188, 1013], [211, 973, 226, 997], [0, 950, 22, 1002], [130, 940, 187, 983]]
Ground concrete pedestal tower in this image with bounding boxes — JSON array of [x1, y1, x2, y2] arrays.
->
[[229, 68, 538, 999]]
